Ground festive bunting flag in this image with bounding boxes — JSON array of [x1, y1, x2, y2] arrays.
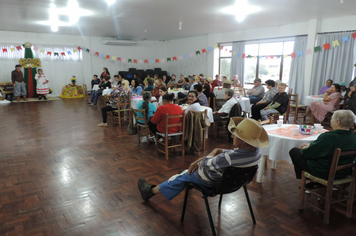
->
[[190, 52, 194, 57], [342, 36, 349, 43], [323, 43, 330, 51], [270, 56, 274, 59], [161, 59, 165, 63], [291, 52, 295, 58], [283, 55, 288, 58], [73, 49, 77, 53], [259, 56, 263, 59], [10, 48, 15, 52], [298, 51, 303, 57], [196, 50, 200, 55], [95, 52, 99, 56], [122, 58, 126, 63], [77, 47, 82, 51], [144, 60, 148, 64], [112, 56, 116, 61], [149, 59, 154, 63], [314, 46, 321, 53], [167, 58, 171, 62], [173, 57, 177, 61], [86, 48, 90, 52], [233, 52, 237, 56], [253, 56, 257, 58], [246, 55, 252, 58], [332, 40, 340, 48], [2, 48, 7, 53], [202, 49, 206, 53], [82, 47, 86, 51], [134, 59, 137, 64], [264, 56, 269, 59], [155, 59, 159, 63], [47, 52, 52, 56], [128, 59, 132, 63], [242, 54, 245, 58], [178, 55, 183, 60], [184, 54, 189, 58], [238, 52, 242, 57], [90, 51, 95, 55], [100, 54, 105, 58], [117, 57, 121, 61], [39, 49, 44, 54], [220, 46, 223, 50], [67, 51, 72, 55], [54, 52, 59, 56], [352, 32, 356, 40], [61, 52, 65, 56], [139, 59, 143, 64], [276, 56, 281, 59], [207, 46, 213, 51], [213, 44, 218, 49], [306, 49, 312, 55], [33, 46, 38, 51], [16, 46, 22, 50]]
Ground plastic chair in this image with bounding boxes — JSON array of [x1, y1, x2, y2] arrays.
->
[[181, 166, 258, 236], [299, 148, 356, 224], [132, 108, 150, 144]]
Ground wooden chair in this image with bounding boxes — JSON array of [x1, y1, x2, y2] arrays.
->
[[156, 113, 185, 160], [270, 93, 292, 124], [214, 103, 242, 141], [132, 108, 150, 144], [320, 97, 341, 126], [82, 84, 88, 100], [299, 148, 356, 224], [181, 166, 258, 236], [233, 86, 245, 96], [111, 96, 131, 128], [288, 93, 307, 123], [207, 97, 215, 111], [214, 98, 226, 111]]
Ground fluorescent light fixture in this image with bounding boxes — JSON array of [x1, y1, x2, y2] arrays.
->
[[106, 0, 116, 5], [222, 0, 260, 22]]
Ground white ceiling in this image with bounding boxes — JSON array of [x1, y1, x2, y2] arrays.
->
[[0, 0, 356, 41]]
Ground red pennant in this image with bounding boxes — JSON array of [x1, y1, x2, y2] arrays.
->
[[220, 46, 224, 50], [117, 57, 121, 61], [291, 52, 296, 58], [155, 59, 159, 63], [352, 32, 356, 40], [323, 43, 330, 51], [270, 56, 274, 59], [133, 59, 137, 64], [78, 47, 82, 51], [144, 60, 148, 64], [47, 51, 52, 56], [95, 52, 99, 56], [61, 52, 65, 56], [242, 54, 246, 58], [172, 57, 177, 61], [202, 49, 207, 53], [2, 48, 7, 53], [106, 55, 110, 59], [16, 46, 22, 50]]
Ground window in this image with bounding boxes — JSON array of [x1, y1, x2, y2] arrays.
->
[[219, 46, 232, 79]]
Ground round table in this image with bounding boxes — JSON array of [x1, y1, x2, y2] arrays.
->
[[167, 89, 189, 100], [237, 97, 251, 113], [257, 124, 328, 183], [213, 86, 235, 94], [304, 95, 323, 106], [60, 85, 84, 98], [130, 96, 157, 109]]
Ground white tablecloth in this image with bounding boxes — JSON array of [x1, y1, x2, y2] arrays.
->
[[168, 89, 189, 99], [304, 95, 323, 106], [237, 97, 251, 113], [130, 97, 157, 109]]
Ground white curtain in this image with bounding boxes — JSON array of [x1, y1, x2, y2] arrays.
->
[[289, 36, 308, 103], [310, 32, 356, 94], [230, 42, 245, 84]]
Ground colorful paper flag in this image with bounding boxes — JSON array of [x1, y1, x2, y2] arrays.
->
[[82, 47, 86, 51], [155, 59, 159, 63], [178, 55, 183, 60], [10, 48, 15, 52], [172, 57, 177, 61], [2, 48, 7, 53], [149, 59, 154, 63], [291, 52, 296, 58], [144, 60, 148, 64], [306, 49, 312, 55], [167, 58, 171, 62], [314, 46, 321, 53], [47, 51, 52, 56], [86, 48, 90, 52], [61, 52, 65, 56], [233, 52, 237, 56], [139, 59, 143, 64], [352, 32, 356, 40], [196, 50, 201, 55], [207, 46, 213, 51], [73, 49, 77, 53], [202, 49, 206, 53], [112, 56, 116, 61], [77, 47, 82, 51], [190, 52, 194, 57], [332, 40, 340, 48], [213, 44, 218, 49], [184, 54, 189, 58], [54, 52, 59, 56], [16, 46, 22, 50], [298, 51, 303, 57], [128, 59, 132, 63], [342, 36, 349, 43], [242, 54, 245, 58], [160, 59, 165, 63], [117, 57, 121, 61], [33, 46, 38, 51], [95, 52, 99, 56], [134, 59, 137, 64], [122, 58, 126, 63], [238, 52, 242, 57], [323, 43, 330, 51], [100, 54, 105, 58]]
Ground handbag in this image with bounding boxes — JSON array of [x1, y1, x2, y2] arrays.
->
[[127, 119, 137, 135], [204, 116, 211, 127]]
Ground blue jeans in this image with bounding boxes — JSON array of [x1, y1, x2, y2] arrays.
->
[[90, 90, 102, 104], [14, 82, 27, 97], [249, 95, 262, 104], [260, 108, 278, 121]]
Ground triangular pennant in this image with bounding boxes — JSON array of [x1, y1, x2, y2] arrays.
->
[[10, 48, 15, 52], [117, 57, 121, 61], [47, 51, 52, 56], [306, 49, 312, 55], [128, 59, 132, 63], [144, 60, 148, 64], [178, 55, 183, 60], [73, 49, 77, 53], [184, 54, 189, 58], [298, 51, 303, 57], [352, 32, 356, 40], [111, 56, 116, 61], [67, 51, 71, 55], [61, 52, 65, 56], [16, 46, 22, 50], [195, 50, 201, 55], [213, 44, 218, 49], [167, 58, 171, 62], [54, 52, 59, 56], [332, 40, 340, 48], [86, 48, 90, 52], [150, 59, 154, 63], [160, 58, 165, 63], [155, 59, 159, 63], [291, 52, 296, 58], [314, 46, 321, 53], [2, 48, 7, 53], [237, 52, 242, 57], [242, 54, 245, 58], [323, 43, 330, 51], [202, 49, 207, 54], [82, 47, 86, 51], [207, 46, 213, 51], [95, 52, 99, 56], [77, 47, 82, 51], [100, 53, 105, 58], [134, 59, 137, 64], [172, 57, 177, 61], [342, 36, 349, 43]]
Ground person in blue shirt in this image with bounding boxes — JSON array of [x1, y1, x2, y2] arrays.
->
[[178, 76, 197, 101], [136, 92, 157, 124], [130, 79, 143, 96]]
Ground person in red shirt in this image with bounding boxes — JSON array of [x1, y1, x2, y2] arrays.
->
[[211, 74, 220, 92], [148, 93, 183, 138], [100, 67, 110, 81], [152, 78, 164, 101]]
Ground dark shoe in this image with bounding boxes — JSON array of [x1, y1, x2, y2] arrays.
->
[[138, 178, 155, 201], [305, 182, 322, 190], [38, 96, 42, 100], [43, 96, 47, 100]]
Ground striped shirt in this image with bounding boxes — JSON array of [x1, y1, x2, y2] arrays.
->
[[194, 148, 261, 185]]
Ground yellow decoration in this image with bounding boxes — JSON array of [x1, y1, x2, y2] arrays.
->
[[332, 40, 340, 48], [19, 58, 41, 68], [213, 44, 218, 49], [73, 49, 77, 53], [283, 55, 288, 58], [233, 52, 237, 56], [10, 48, 15, 52], [40, 49, 45, 53], [111, 56, 116, 61], [253, 56, 257, 58]]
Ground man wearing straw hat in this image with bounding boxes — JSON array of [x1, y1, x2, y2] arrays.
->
[[138, 118, 269, 201]]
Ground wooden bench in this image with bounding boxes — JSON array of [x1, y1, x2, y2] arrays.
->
[[0, 83, 14, 102]]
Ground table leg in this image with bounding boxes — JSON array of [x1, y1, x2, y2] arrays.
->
[[257, 155, 267, 183], [271, 160, 277, 169]]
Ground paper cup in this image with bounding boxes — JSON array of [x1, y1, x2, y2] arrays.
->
[[314, 123, 321, 127], [316, 126, 323, 133], [292, 128, 299, 135], [279, 116, 284, 120], [277, 120, 283, 127]]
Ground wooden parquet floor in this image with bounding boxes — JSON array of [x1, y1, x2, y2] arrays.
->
[[1, 98, 356, 236]]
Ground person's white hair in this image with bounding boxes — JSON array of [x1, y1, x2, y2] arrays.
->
[[332, 110, 355, 128]]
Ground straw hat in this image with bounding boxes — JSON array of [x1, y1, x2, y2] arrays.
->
[[228, 117, 269, 148], [223, 80, 233, 85], [206, 77, 212, 83]]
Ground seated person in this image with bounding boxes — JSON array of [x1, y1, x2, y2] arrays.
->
[[232, 74, 241, 87], [289, 110, 356, 181], [176, 74, 185, 88], [215, 80, 232, 108], [181, 77, 191, 90], [260, 83, 289, 121], [158, 87, 168, 107], [97, 80, 132, 126], [167, 74, 177, 87], [136, 92, 157, 124], [339, 82, 349, 98], [112, 75, 121, 88], [130, 79, 143, 96], [143, 78, 154, 92], [91, 74, 100, 90], [162, 75, 167, 87], [304, 84, 341, 123], [251, 80, 278, 120], [88, 75, 111, 105], [318, 79, 333, 95], [211, 74, 221, 92], [347, 77, 356, 114], [143, 74, 152, 85], [202, 83, 215, 110], [178, 76, 197, 100], [246, 78, 265, 104], [138, 117, 269, 201], [152, 78, 164, 100], [212, 89, 237, 121], [204, 77, 212, 87], [193, 84, 208, 106], [148, 93, 183, 137], [184, 91, 201, 115]]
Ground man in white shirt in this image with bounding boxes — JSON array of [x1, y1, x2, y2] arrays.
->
[[215, 80, 232, 108], [212, 89, 237, 121]]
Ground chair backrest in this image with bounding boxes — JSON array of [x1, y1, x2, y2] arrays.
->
[[164, 112, 185, 134], [216, 166, 258, 194], [215, 98, 225, 111], [333, 96, 341, 111], [284, 93, 292, 123], [229, 103, 242, 118], [132, 108, 148, 126], [117, 95, 131, 110], [328, 148, 356, 184], [288, 88, 293, 94], [289, 93, 298, 107], [233, 87, 245, 96]]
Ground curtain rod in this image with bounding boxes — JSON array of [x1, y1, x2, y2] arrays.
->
[[317, 30, 356, 35], [218, 34, 308, 45]]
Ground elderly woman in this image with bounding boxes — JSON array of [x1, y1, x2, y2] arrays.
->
[[347, 77, 356, 114], [318, 79, 333, 95], [136, 92, 157, 124], [289, 110, 356, 183], [260, 83, 289, 121], [184, 91, 201, 114], [138, 117, 269, 201], [212, 89, 237, 121], [97, 79, 132, 127], [232, 75, 241, 87], [304, 83, 341, 123], [251, 79, 278, 120]]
